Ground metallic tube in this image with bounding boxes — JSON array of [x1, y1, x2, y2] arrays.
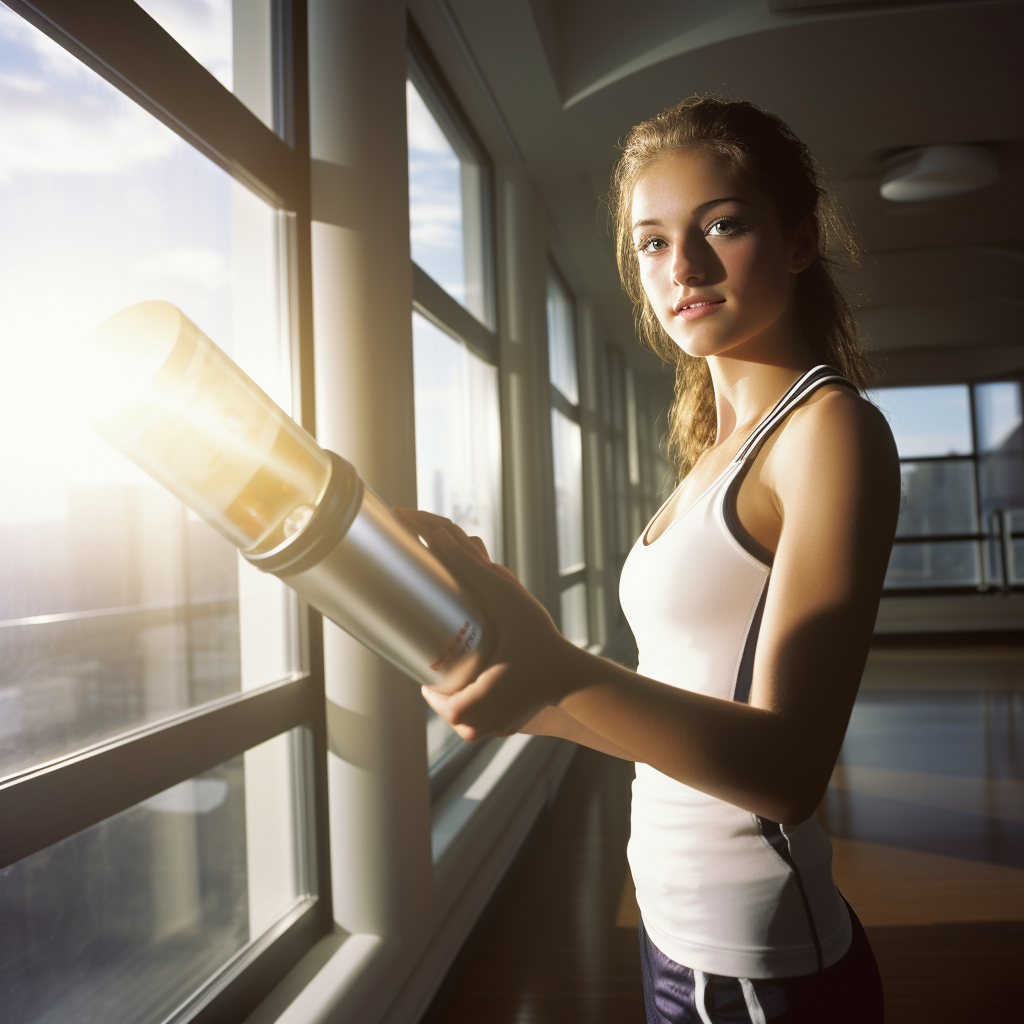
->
[[84, 301, 493, 692], [245, 453, 493, 692]]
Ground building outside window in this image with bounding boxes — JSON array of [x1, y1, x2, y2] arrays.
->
[[0, 4, 328, 1022], [871, 382, 1024, 590], [406, 49, 502, 781], [547, 266, 589, 647]]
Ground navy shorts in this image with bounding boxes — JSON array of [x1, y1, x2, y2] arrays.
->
[[639, 903, 884, 1023]]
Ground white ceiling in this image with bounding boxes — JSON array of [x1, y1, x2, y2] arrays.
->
[[447, 0, 1024, 386]]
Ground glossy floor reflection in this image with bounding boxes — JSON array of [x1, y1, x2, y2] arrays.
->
[[425, 654, 1024, 1024]]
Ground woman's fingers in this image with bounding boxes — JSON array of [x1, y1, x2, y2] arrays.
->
[[394, 508, 494, 565], [423, 663, 543, 740], [433, 528, 514, 588], [421, 685, 482, 742], [443, 528, 493, 565], [394, 507, 453, 534]]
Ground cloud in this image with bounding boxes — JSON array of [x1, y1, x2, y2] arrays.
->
[[409, 154, 463, 254], [0, 7, 178, 181], [135, 247, 230, 290], [410, 195, 462, 244]]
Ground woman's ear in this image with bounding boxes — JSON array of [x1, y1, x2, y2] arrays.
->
[[789, 214, 818, 274]]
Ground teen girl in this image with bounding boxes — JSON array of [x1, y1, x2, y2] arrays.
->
[[400, 96, 898, 1024]]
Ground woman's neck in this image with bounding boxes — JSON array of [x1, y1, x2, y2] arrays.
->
[[707, 344, 816, 446]]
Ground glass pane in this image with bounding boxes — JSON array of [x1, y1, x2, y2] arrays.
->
[[1012, 538, 1024, 585], [547, 269, 578, 404], [868, 385, 973, 458], [975, 383, 1024, 516], [975, 382, 1022, 454], [605, 344, 627, 432], [559, 581, 589, 648], [426, 704, 463, 769], [407, 78, 488, 322], [551, 408, 586, 574], [412, 313, 503, 562], [0, 728, 310, 1024], [978, 450, 1024, 517], [896, 460, 978, 537], [134, 0, 276, 131], [0, 8, 295, 778], [885, 541, 980, 588]]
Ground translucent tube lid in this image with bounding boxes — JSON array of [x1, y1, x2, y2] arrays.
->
[[83, 300, 331, 553]]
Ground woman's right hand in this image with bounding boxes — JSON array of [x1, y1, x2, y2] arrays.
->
[[392, 508, 584, 741], [393, 508, 515, 582]]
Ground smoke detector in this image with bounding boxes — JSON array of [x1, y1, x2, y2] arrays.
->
[[880, 144, 998, 202]]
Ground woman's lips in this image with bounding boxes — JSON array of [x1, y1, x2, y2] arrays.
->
[[676, 299, 725, 321]]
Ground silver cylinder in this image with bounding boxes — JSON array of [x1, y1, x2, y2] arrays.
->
[[244, 453, 493, 692]]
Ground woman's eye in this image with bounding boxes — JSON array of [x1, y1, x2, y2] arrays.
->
[[637, 237, 667, 253], [706, 217, 744, 237]]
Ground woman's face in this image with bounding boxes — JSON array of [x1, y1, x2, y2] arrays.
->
[[630, 148, 811, 361]]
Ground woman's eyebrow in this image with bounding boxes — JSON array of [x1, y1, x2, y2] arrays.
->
[[632, 197, 750, 232], [693, 196, 748, 214]]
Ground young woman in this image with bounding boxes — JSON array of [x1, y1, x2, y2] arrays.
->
[[399, 96, 899, 1024]]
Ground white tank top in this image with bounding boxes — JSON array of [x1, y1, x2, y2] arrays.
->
[[619, 365, 854, 979]]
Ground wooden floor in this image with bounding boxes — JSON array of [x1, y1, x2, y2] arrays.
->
[[424, 656, 1024, 1023]]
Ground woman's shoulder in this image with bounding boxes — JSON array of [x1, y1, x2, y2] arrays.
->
[[789, 382, 894, 450], [768, 383, 900, 496]]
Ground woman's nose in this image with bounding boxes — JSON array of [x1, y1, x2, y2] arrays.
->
[[670, 238, 706, 286]]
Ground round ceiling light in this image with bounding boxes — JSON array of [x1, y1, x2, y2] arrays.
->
[[880, 144, 998, 202]]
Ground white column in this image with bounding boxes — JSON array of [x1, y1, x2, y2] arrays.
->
[[307, 0, 433, 943], [494, 165, 558, 611]]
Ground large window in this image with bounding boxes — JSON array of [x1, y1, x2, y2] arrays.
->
[[548, 267, 589, 647], [872, 382, 1024, 590], [0, 4, 327, 1021], [406, 46, 501, 783]]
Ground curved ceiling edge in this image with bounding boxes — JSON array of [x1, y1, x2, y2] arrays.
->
[[561, 0, 1010, 109]]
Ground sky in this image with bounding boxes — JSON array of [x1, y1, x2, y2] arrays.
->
[[406, 79, 466, 307], [869, 383, 1023, 459], [0, 4, 285, 527]]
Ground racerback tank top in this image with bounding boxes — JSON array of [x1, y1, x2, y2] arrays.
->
[[619, 365, 855, 979]]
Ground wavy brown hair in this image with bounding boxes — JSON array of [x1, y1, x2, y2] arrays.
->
[[609, 95, 871, 478]]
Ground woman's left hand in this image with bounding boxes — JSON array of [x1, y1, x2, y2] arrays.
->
[[394, 509, 582, 741]]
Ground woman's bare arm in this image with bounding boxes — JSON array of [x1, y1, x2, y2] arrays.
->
[[399, 394, 899, 823], [520, 706, 638, 760]]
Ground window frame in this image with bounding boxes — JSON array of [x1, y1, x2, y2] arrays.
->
[[0, 3, 333, 1021], [879, 378, 1024, 596], [546, 261, 593, 644]]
